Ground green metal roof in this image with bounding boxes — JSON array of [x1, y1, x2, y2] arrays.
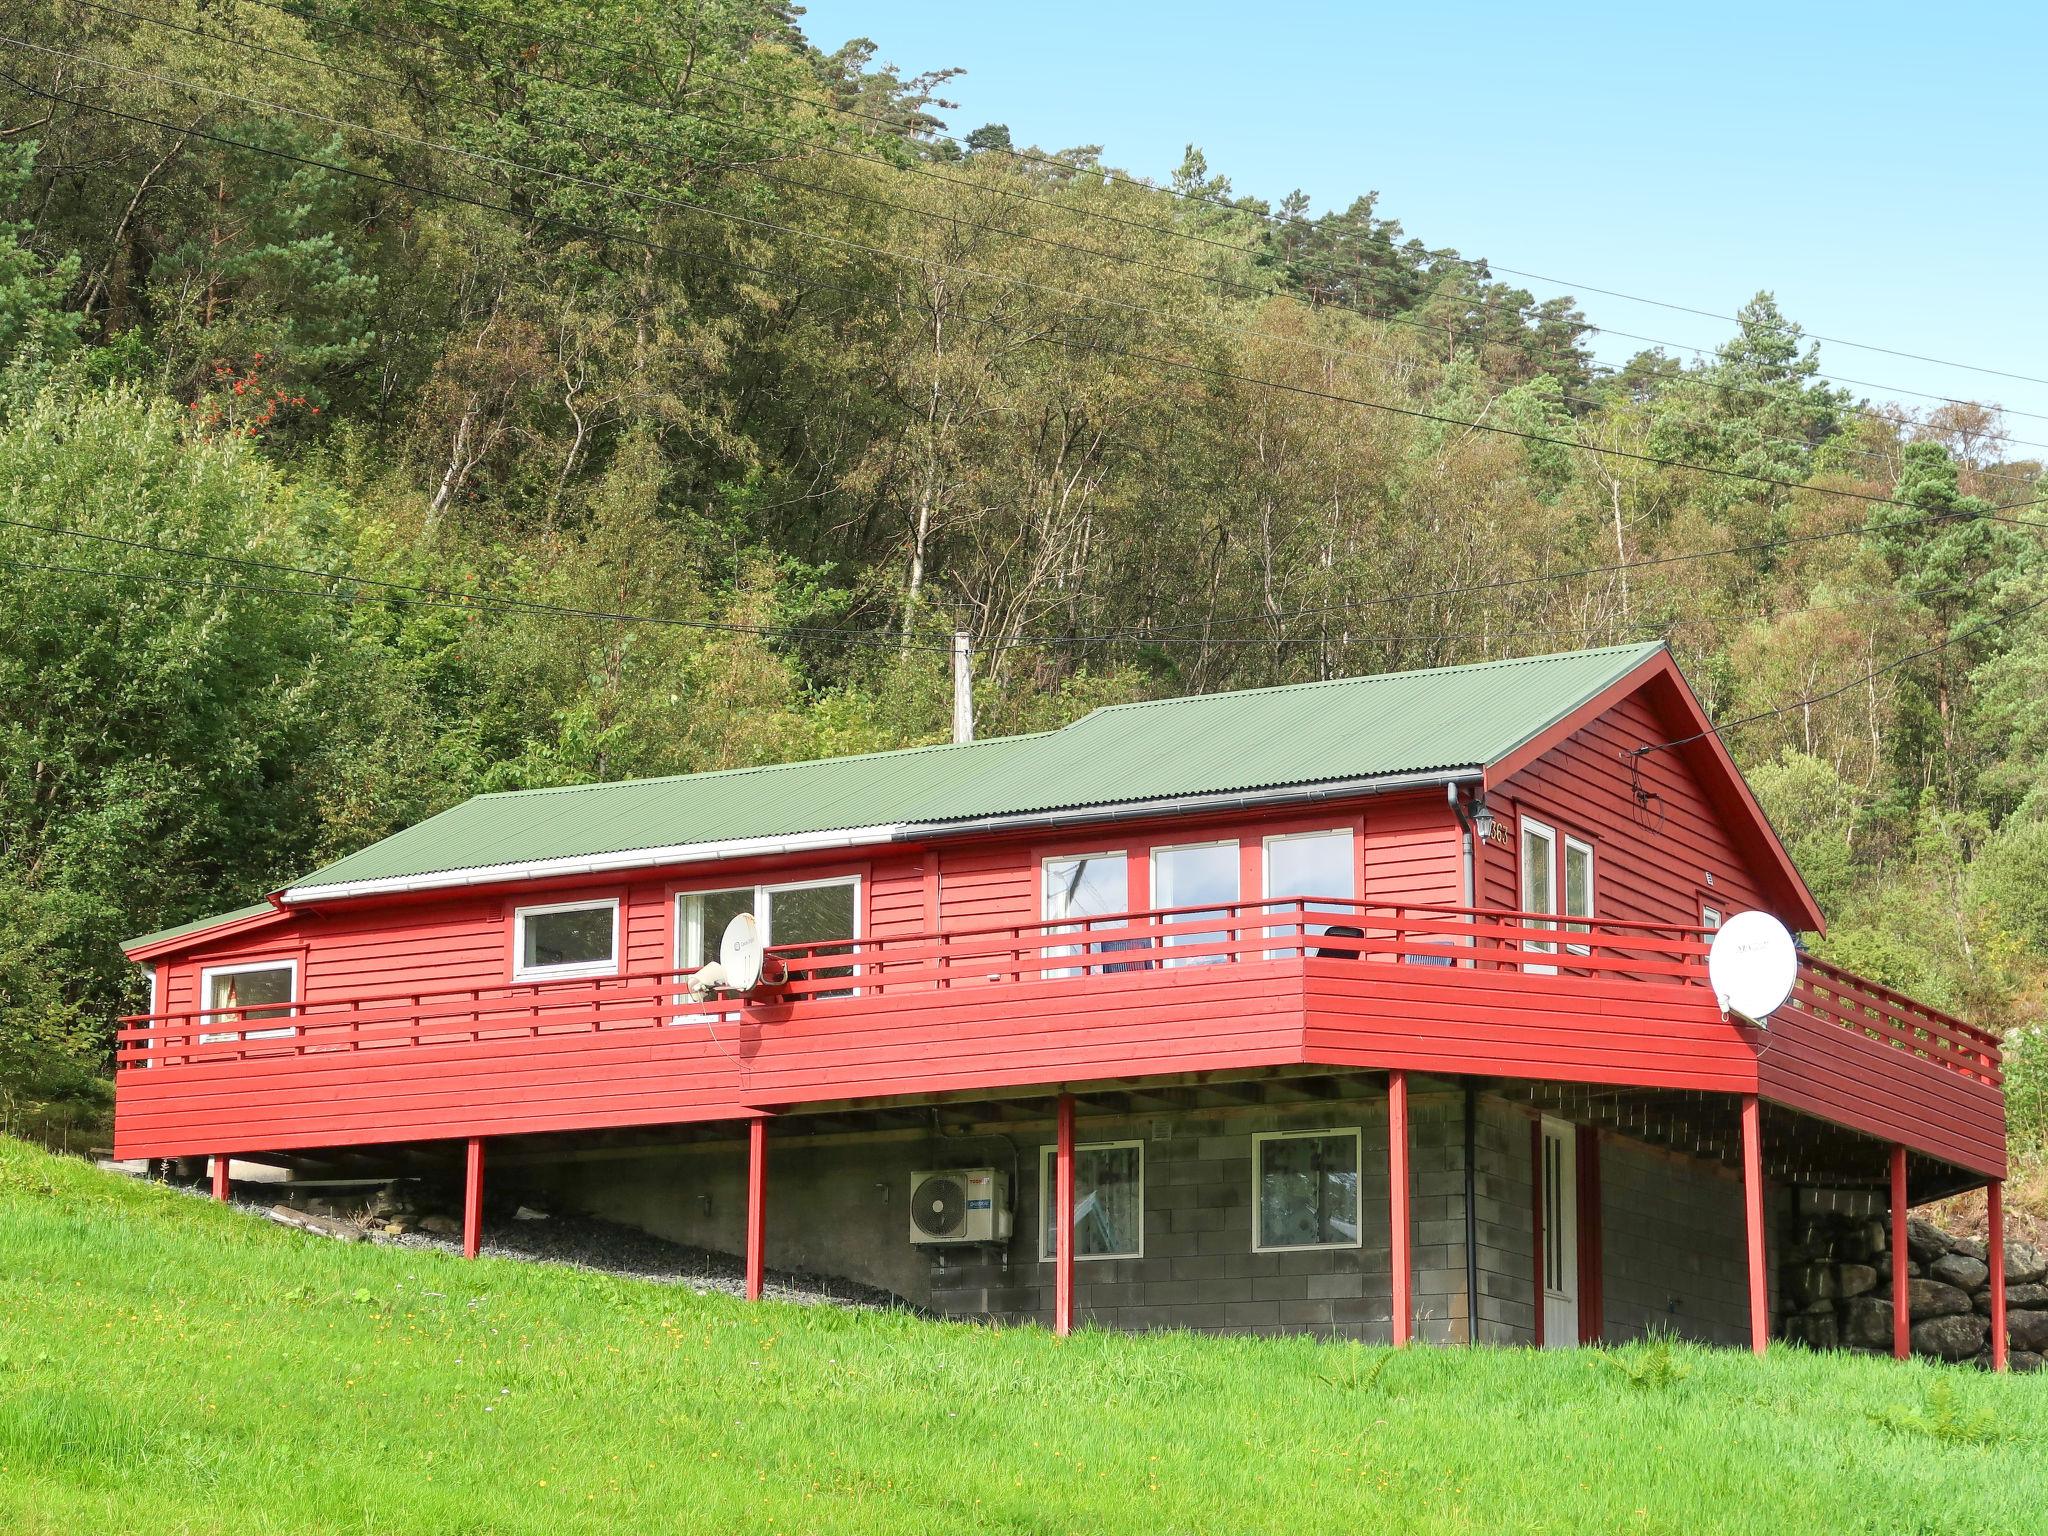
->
[[123, 901, 277, 955], [276, 642, 1663, 898]]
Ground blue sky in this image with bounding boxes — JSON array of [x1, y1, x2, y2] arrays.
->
[[797, 2, 2048, 442]]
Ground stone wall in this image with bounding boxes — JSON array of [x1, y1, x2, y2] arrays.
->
[[1778, 1191, 2045, 1370]]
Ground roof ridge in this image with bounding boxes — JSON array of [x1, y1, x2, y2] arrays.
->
[[1083, 640, 1664, 716], [469, 725, 1057, 802]]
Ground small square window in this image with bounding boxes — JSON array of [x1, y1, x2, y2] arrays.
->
[[1252, 1129, 1362, 1252], [1038, 1141, 1144, 1261], [514, 899, 619, 980]]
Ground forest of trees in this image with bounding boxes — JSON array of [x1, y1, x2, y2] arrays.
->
[[2, 0, 2045, 1141]]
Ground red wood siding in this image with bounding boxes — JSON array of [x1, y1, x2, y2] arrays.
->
[[1486, 689, 1771, 930], [1303, 961, 1757, 1093], [1362, 794, 1463, 909]]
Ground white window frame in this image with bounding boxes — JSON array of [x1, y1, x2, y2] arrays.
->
[[1150, 838, 1240, 967], [198, 958, 299, 1043], [1260, 828, 1356, 959], [512, 896, 621, 983], [1563, 835, 1595, 958], [1037, 1139, 1145, 1262], [674, 875, 863, 992], [1520, 816, 1558, 974], [1250, 1126, 1364, 1253]]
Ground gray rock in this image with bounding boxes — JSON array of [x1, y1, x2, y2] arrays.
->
[[1789, 1262, 1838, 1308], [1837, 1263, 1879, 1299], [2006, 1242, 2048, 1287], [1860, 1219, 1888, 1259], [1931, 1253, 1990, 1291], [1975, 1282, 2048, 1314], [2006, 1309, 2048, 1354], [1906, 1218, 1952, 1264], [418, 1213, 461, 1235], [1912, 1313, 1989, 1361], [1783, 1312, 1839, 1350], [1841, 1295, 1895, 1350], [267, 1205, 364, 1243], [1955, 1237, 1988, 1263], [2013, 1349, 2044, 1374], [1907, 1278, 1974, 1318]]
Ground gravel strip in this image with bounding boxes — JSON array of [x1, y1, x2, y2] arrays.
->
[[166, 1179, 916, 1312]]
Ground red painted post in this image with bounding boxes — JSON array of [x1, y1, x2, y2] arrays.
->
[[1740, 1095, 1767, 1356], [1054, 1093, 1075, 1338], [1890, 1145, 1910, 1360], [1989, 1179, 2008, 1373], [462, 1136, 484, 1260], [1529, 1117, 1544, 1349], [210, 1155, 231, 1202], [745, 1117, 768, 1302], [1389, 1069, 1413, 1347]]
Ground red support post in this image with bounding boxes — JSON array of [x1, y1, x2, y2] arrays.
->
[[1740, 1094, 1767, 1357], [1054, 1093, 1076, 1338], [1529, 1117, 1544, 1349], [1989, 1179, 2008, 1373], [462, 1136, 484, 1260], [1890, 1145, 1910, 1360], [745, 1117, 768, 1302], [1389, 1069, 1413, 1348], [210, 1155, 231, 1203]]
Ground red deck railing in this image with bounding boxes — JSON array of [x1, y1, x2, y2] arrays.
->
[[115, 898, 2001, 1088]]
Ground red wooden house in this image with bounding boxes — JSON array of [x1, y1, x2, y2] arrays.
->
[[117, 643, 2011, 1361]]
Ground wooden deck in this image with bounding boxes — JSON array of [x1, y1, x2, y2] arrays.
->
[[114, 900, 2004, 1177]]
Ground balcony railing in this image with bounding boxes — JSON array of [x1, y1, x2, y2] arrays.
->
[[116, 898, 2000, 1088]]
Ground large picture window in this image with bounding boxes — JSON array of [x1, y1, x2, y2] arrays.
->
[[513, 898, 619, 981], [1043, 852, 1131, 975], [1152, 841, 1238, 966], [1263, 828, 1355, 956], [1038, 1140, 1144, 1261], [678, 878, 858, 995], [1252, 1128, 1362, 1251], [199, 959, 297, 1043]]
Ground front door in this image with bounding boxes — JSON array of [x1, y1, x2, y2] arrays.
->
[[1540, 1116, 1579, 1347]]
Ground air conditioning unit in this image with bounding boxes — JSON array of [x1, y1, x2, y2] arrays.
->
[[908, 1167, 1011, 1245]]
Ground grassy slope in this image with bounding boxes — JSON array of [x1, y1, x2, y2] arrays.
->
[[1, 1141, 2042, 1536]]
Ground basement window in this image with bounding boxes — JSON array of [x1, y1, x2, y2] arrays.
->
[[198, 959, 297, 1043], [1252, 1128, 1362, 1252], [1038, 1140, 1144, 1261], [513, 898, 620, 981]]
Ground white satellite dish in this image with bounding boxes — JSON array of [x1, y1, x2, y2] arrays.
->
[[718, 910, 766, 993], [1707, 910, 1798, 1027]]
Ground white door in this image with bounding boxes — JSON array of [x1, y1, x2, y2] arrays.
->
[[1540, 1117, 1579, 1347]]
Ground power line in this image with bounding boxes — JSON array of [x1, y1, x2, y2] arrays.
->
[[997, 505, 2048, 649], [64, 0, 1267, 263], [104, 0, 2048, 423], [236, 0, 2048, 398], [16, 61, 2048, 665], [0, 547, 950, 648], [53, 11, 2048, 468], [13, 63, 2048, 587], [1637, 585, 2048, 756], [0, 516, 947, 648]]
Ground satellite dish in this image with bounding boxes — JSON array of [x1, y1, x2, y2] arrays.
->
[[1707, 910, 1798, 1027], [719, 911, 765, 993]]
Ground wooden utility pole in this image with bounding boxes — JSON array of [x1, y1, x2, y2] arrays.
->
[[952, 629, 974, 744]]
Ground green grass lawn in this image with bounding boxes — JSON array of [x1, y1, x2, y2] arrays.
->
[[1, 1137, 2042, 1535]]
